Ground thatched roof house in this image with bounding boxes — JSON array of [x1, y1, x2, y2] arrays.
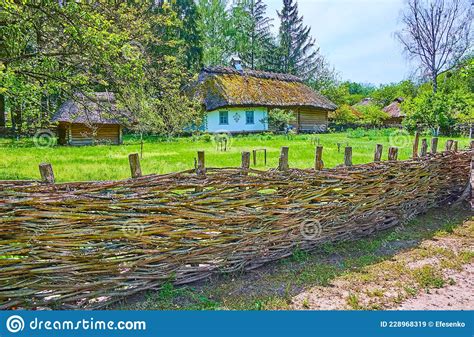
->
[[52, 92, 127, 145], [383, 97, 405, 125], [192, 65, 337, 133]]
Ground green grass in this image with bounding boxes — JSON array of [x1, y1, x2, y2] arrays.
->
[[0, 129, 470, 182]]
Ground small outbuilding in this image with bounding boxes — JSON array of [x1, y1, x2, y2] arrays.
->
[[383, 97, 405, 125], [52, 92, 127, 146], [192, 64, 337, 133]]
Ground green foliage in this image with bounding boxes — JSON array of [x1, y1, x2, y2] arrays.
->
[[371, 80, 418, 107], [330, 104, 358, 125], [357, 104, 389, 127], [412, 265, 445, 289], [276, 0, 320, 79], [230, 0, 274, 70], [402, 89, 473, 133], [267, 108, 294, 131]]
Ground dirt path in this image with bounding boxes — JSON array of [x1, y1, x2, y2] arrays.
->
[[396, 263, 473, 310], [291, 218, 474, 310]]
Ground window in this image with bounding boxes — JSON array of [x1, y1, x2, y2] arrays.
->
[[246, 111, 255, 124], [219, 111, 229, 125]]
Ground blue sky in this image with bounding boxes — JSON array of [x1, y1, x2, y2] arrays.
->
[[265, 0, 414, 85]]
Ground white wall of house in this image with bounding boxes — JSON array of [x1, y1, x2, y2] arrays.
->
[[205, 107, 268, 133]]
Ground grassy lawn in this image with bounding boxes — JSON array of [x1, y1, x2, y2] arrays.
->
[[0, 129, 470, 182]]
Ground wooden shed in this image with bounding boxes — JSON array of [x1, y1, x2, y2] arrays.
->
[[192, 66, 337, 133], [52, 92, 127, 146]]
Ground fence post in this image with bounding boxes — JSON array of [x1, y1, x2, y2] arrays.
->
[[278, 147, 289, 171], [445, 140, 454, 151], [374, 144, 383, 162], [431, 138, 438, 154], [453, 141, 458, 152], [388, 147, 398, 161], [39, 163, 55, 184], [128, 153, 142, 178], [315, 146, 324, 170], [412, 131, 420, 158], [420, 139, 428, 157], [471, 140, 474, 150], [241, 151, 250, 175], [344, 147, 352, 167], [197, 151, 206, 176]]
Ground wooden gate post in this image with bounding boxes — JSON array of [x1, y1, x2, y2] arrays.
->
[[278, 147, 289, 171], [315, 146, 324, 170], [420, 139, 428, 157], [388, 147, 398, 161], [431, 138, 438, 154], [344, 147, 352, 167], [197, 151, 206, 176], [128, 153, 142, 178], [374, 144, 383, 162], [412, 131, 420, 158], [445, 140, 454, 151], [39, 163, 55, 184], [241, 151, 250, 175]]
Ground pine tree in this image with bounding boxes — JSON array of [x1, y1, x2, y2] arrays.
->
[[231, 0, 274, 70], [173, 0, 203, 72], [277, 0, 320, 79], [197, 0, 233, 66]]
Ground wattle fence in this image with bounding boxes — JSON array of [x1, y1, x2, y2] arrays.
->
[[0, 138, 472, 309]]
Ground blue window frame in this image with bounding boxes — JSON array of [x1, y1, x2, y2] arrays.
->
[[245, 111, 255, 124], [219, 111, 229, 125]]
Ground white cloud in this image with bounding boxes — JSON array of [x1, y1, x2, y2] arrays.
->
[[265, 0, 412, 84]]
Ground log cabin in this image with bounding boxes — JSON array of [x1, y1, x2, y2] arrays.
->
[[52, 92, 127, 146], [191, 61, 337, 133]]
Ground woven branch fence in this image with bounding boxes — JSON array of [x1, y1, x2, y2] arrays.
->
[[0, 138, 472, 309]]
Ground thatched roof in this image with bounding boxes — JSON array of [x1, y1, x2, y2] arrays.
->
[[52, 92, 128, 125], [354, 98, 374, 107], [192, 66, 337, 111], [383, 97, 405, 118]]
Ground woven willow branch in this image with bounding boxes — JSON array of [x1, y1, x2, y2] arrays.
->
[[0, 151, 470, 309]]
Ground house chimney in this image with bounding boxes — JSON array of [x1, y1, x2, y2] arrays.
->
[[230, 55, 243, 72]]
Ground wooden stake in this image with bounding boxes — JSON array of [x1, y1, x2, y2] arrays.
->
[[315, 146, 324, 170], [278, 147, 289, 171], [344, 147, 352, 167], [39, 163, 55, 184], [453, 141, 458, 152], [445, 140, 454, 151], [388, 147, 398, 161], [374, 144, 383, 162], [420, 139, 428, 157], [431, 137, 438, 154], [241, 151, 250, 175], [412, 131, 420, 158], [128, 153, 142, 179], [197, 151, 206, 176], [252, 150, 257, 166]]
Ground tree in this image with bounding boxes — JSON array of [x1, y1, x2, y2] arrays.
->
[[0, 0, 200, 137], [173, 0, 203, 71], [329, 104, 359, 125], [276, 0, 321, 79], [357, 104, 389, 127], [230, 0, 274, 70], [396, 0, 472, 93], [197, 0, 232, 66]]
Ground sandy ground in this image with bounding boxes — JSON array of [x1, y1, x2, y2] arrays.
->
[[396, 263, 474, 310]]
